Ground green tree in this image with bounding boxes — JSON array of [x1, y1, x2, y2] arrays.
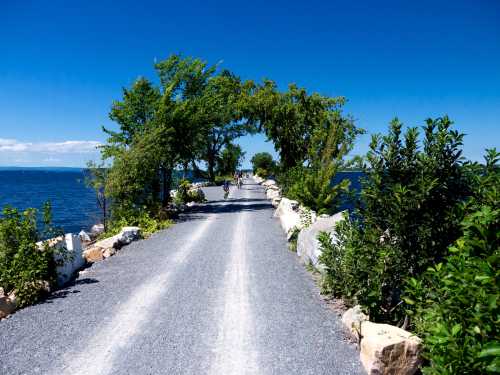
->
[[101, 77, 161, 159], [245, 81, 347, 170], [216, 143, 245, 176], [287, 111, 360, 214], [198, 71, 250, 182], [250, 152, 275, 174]]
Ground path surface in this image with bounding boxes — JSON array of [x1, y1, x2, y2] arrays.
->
[[0, 180, 363, 375]]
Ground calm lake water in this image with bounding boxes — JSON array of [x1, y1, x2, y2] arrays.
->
[[0, 169, 100, 234], [0, 169, 363, 235]]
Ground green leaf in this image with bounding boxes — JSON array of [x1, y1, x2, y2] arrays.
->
[[451, 324, 461, 336], [479, 344, 500, 358]]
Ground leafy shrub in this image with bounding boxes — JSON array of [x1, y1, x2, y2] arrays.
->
[[105, 207, 173, 238], [277, 114, 359, 215], [405, 149, 500, 374], [255, 167, 270, 179], [0, 203, 59, 307], [319, 117, 471, 323], [172, 179, 206, 204], [176, 179, 191, 204]]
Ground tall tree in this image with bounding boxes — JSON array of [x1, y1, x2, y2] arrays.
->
[[101, 77, 161, 158], [198, 71, 250, 182], [244, 81, 347, 170], [216, 143, 246, 176]]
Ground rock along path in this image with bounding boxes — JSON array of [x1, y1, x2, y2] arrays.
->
[[0, 179, 363, 375]]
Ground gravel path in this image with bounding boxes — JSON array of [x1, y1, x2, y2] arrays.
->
[[0, 179, 363, 375]]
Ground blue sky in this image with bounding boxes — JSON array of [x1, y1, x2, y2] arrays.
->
[[0, 0, 499, 168]]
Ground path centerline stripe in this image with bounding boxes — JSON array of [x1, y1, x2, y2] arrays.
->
[[210, 189, 259, 375]]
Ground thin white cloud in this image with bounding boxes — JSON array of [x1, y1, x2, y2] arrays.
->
[[0, 138, 101, 154]]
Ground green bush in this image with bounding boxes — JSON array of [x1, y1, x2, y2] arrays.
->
[[105, 207, 173, 238], [277, 111, 359, 215], [319, 117, 471, 323], [176, 179, 191, 204], [0, 203, 59, 307], [255, 167, 270, 179], [405, 149, 500, 374], [172, 179, 206, 204]]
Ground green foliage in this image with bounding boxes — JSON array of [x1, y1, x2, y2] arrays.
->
[[102, 77, 161, 158], [0, 204, 59, 307], [214, 175, 233, 186], [405, 149, 500, 374], [197, 70, 253, 182], [246, 81, 348, 170], [279, 112, 361, 215], [216, 143, 245, 176], [85, 160, 109, 231], [173, 179, 206, 205], [105, 208, 173, 239], [102, 54, 254, 218], [250, 152, 275, 174], [255, 167, 271, 179], [319, 117, 471, 323]]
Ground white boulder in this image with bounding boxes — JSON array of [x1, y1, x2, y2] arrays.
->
[[253, 175, 264, 184], [274, 198, 301, 238], [296, 211, 345, 270], [36, 234, 85, 286], [0, 290, 17, 319], [274, 198, 317, 240], [360, 321, 422, 375], [79, 230, 91, 242], [54, 234, 85, 286], [84, 226, 141, 263], [266, 188, 281, 200], [91, 224, 105, 236], [342, 305, 369, 339], [271, 196, 282, 208], [261, 179, 276, 187]]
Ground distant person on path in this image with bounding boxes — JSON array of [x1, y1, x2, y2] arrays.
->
[[223, 179, 230, 199]]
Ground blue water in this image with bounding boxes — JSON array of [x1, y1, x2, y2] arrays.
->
[[0, 170, 100, 234], [333, 171, 363, 212], [0, 169, 363, 235]]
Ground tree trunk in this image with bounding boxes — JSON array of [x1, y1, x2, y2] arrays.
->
[[161, 166, 173, 207], [182, 161, 189, 180], [207, 143, 216, 184]]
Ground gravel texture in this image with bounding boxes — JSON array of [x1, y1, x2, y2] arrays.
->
[[0, 180, 363, 375]]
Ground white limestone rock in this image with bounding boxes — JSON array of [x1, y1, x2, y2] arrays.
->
[[266, 188, 281, 200], [79, 230, 91, 242], [261, 179, 276, 187], [91, 224, 105, 236], [253, 175, 264, 184], [296, 211, 345, 270], [360, 321, 422, 375], [54, 234, 85, 286], [274, 198, 301, 238], [342, 305, 369, 339], [271, 196, 282, 208], [117, 226, 141, 244]]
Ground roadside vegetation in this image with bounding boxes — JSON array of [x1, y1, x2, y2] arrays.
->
[[0, 203, 62, 307], [317, 119, 499, 373]]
